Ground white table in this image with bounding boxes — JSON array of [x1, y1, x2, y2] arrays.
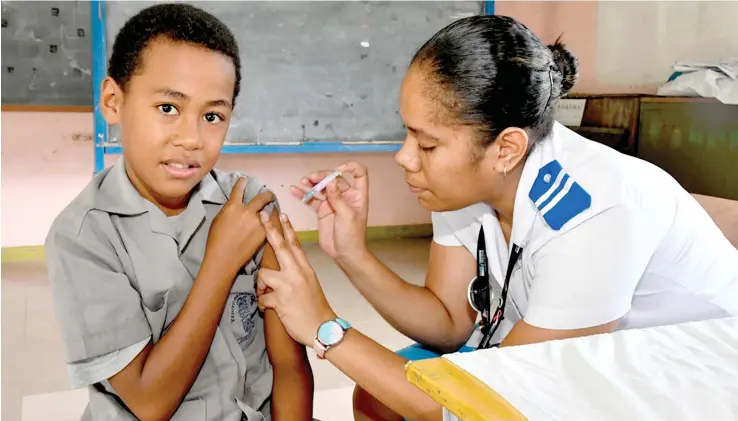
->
[[407, 317, 738, 421]]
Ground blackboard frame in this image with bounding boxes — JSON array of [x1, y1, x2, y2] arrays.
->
[[87, 1, 495, 173]]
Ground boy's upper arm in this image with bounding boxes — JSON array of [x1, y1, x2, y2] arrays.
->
[[45, 213, 152, 363], [259, 209, 307, 366]]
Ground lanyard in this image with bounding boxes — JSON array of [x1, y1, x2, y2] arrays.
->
[[474, 226, 524, 350]]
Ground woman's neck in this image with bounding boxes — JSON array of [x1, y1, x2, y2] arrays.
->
[[485, 166, 523, 228]]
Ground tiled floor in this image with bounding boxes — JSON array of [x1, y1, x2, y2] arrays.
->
[[1, 238, 431, 421]]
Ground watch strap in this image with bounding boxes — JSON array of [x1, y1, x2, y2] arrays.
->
[[313, 317, 351, 359], [335, 317, 352, 330], [313, 337, 328, 359]]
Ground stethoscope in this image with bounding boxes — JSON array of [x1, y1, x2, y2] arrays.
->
[[467, 220, 535, 349]]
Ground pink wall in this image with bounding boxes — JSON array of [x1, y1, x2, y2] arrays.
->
[[496, 1, 657, 94], [497, 2, 600, 92], [1, 111, 428, 247]]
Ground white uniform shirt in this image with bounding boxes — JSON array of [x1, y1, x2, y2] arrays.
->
[[434, 122, 738, 346]]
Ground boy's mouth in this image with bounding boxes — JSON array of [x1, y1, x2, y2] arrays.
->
[[167, 162, 196, 169], [162, 159, 201, 178]]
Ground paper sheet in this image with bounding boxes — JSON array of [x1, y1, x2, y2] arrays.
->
[[658, 60, 738, 104], [444, 317, 738, 421]]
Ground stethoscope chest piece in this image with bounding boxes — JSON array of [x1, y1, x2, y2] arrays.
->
[[467, 276, 494, 315]]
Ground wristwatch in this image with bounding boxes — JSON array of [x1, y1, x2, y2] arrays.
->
[[313, 317, 352, 359]]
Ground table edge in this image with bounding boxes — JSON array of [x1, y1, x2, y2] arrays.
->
[[405, 356, 528, 421]]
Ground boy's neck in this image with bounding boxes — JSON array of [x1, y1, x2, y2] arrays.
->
[[123, 160, 191, 216], [155, 198, 190, 217]]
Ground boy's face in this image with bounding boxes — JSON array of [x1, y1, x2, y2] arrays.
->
[[101, 37, 236, 211]]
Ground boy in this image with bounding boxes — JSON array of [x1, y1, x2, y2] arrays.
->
[[45, 4, 313, 421]]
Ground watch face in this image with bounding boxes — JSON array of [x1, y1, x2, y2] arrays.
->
[[317, 321, 344, 346]]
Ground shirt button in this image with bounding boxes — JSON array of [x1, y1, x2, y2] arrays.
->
[[543, 173, 552, 183]]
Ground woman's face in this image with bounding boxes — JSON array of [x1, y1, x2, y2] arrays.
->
[[396, 66, 503, 212]]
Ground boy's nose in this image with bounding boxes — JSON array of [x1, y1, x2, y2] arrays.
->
[[173, 118, 204, 150]]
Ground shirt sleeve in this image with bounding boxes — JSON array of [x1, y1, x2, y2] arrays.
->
[[524, 205, 657, 330], [431, 212, 463, 246], [67, 336, 151, 389], [45, 214, 153, 363]]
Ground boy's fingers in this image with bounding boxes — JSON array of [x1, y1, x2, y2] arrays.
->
[[279, 214, 311, 270], [261, 214, 296, 270], [229, 177, 248, 204], [247, 191, 276, 212]]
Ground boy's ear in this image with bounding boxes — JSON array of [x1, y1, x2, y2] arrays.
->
[[100, 77, 123, 125]]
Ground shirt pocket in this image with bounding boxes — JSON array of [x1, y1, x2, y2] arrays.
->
[[136, 258, 193, 342], [129, 236, 193, 314]]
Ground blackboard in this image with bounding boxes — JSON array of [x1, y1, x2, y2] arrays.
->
[[1, 1, 93, 107], [105, 1, 482, 144]]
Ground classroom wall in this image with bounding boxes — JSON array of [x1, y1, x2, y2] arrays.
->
[[3, 1, 736, 247]]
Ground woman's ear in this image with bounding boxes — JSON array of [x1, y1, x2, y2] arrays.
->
[[99, 77, 123, 125], [493, 127, 529, 176]]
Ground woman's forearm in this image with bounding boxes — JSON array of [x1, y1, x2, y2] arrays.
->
[[336, 251, 465, 351], [326, 329, 442, 421]]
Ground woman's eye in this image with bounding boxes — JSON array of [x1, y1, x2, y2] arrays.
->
[[158, 104, 178, 116], [420, 145, 436, 153], [203, 113, 224, 124]]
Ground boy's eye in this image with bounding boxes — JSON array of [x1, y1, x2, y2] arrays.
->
[[203, 113, 224, 124], [158, 104, 178, 116]]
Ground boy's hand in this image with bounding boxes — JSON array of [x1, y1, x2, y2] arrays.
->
[[204, 177, 275, 277]]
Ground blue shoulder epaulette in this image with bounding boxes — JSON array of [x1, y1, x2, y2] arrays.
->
[[528, 160, 591, 230]]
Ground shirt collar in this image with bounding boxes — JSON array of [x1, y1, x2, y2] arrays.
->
[[510, 127, 556, 247], [93, 158, 229, 216]]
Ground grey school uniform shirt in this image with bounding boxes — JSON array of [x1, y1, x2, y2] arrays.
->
[[45, 158, 276, 421]]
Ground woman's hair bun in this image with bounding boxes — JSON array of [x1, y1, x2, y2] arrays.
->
[[547, 39, 579, 98]]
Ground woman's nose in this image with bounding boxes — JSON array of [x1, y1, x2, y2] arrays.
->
[[395, 138, 420, 172]]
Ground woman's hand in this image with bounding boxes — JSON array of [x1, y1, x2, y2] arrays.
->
[[291, 161, 369, 262], [257, 211, 336, 347]]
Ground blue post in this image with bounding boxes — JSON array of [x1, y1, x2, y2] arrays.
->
[[91, 0, 107, 174], [484, 0, 495, 15]]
